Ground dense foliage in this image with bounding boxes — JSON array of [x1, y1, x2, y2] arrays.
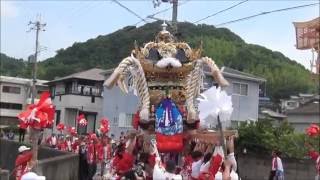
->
[[236, 119, 320, 159], [0, 53, 31, 78], [0, 21, 315, 99]]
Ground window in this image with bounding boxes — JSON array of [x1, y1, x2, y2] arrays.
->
[[55, 84, 65, 95], [118, 113, 133, 128], [240, 84, 248, 96], [0, 102, 22, 110], [2, 86, 21, 94], [55, 110, 61, 125], [233, 83, 248, 96], [233, 83, 241, 95], [113, 116, 118, 126], [91, 96, 95, 103]]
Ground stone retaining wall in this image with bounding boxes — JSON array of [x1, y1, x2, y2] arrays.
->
[[237, 153, 316, 180], [0, 139, 78, 180]]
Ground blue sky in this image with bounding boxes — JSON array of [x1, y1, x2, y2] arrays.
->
[[1, 0, 319, 70]]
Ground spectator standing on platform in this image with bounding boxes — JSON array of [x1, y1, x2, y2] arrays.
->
[[0, 129, 5, 139], [15, 146, 33, 180], [7, 129, 15, 140], [269, 150, 284, 180], [79, 141, 88, 180], [18, 125, 26, 142]]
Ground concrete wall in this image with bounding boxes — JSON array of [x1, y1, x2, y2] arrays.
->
[[0, 169, 9, 180], [53, 94, 103, 114], [36, 153, 78, 180], [287, 114, 319, 132], [224, 77, 260, 122], [103, 86, 138, 138], [0, 139, 78, 180], [237, 153, 316, 180]]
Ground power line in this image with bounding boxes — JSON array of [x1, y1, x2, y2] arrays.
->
[[215, 2, 319, 27], [193, 0, 249, 24], [112, 0, 148, 23], [133, 0, 190, 26]]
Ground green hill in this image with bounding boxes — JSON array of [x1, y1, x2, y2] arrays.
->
[[1, 21, 315, 100], [0, 53, 31, 78]]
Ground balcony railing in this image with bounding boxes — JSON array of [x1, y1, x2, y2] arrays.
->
[[55, 89, 102, 97]]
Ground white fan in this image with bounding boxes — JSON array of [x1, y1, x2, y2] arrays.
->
[[197, 86, 233, 128]]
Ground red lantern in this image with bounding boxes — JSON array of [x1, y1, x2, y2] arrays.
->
[[306, 124, 320, 137]]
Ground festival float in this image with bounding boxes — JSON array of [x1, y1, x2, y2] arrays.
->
[[104, 22, 236, 153]]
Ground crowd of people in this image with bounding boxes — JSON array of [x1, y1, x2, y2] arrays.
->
[[22, 129, 240, 180], [4, 128, 319, 180]]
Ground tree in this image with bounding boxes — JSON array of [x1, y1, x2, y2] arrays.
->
[[236, 119, 315, 159]]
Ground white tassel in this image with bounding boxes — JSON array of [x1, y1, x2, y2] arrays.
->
[[156, 57, 182, 68]]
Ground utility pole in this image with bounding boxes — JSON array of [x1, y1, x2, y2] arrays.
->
[[28, 16, 46, 104], [152, 0, 179, 35], [171, 0, 178, 35], [27, 15, 46, 169]]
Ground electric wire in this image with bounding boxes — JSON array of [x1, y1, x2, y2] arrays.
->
[[215, 2, 319, 26], [112, 0, 148, 23], [193, 0, 249, 24]]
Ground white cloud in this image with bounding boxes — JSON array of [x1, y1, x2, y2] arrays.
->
[[1, 1, 19, 18]]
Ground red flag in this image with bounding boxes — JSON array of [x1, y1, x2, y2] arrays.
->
[[17, 91, 55, 129]]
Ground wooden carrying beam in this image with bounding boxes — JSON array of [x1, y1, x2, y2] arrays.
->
[[188, 130, 238, 144]]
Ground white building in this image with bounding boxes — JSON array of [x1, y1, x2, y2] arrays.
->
[[0, 76, 48, 125], [286, 98, 319, 132], [46, 68, 105, 134], [280, 93, 318, 113]]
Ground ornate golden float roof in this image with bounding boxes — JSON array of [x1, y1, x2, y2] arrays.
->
[[132, 22, 203, 81]]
